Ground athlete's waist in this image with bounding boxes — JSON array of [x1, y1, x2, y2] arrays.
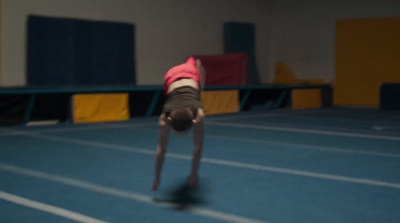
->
[[167, 79, 199, 94]]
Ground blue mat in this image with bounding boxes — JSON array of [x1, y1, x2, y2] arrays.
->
[[27, 15, 136, 86], [1, 108, 400, 223]]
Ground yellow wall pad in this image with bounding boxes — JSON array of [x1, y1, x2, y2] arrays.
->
[[335, 17, 400, 106], [274, 62, 326, 85], [291, 88, 321, 110], [73, 93, 130, 123], [201, 90, 240, 115]]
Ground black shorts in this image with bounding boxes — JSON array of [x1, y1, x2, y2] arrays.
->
[[162, 86, 202, 116]]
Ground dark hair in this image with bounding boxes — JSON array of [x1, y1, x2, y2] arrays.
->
[[169, 108, 194, 132]]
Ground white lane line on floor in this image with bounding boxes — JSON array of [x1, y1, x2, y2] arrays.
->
[[0, 164, 268, 223], [198, 157, 400, 190], [0, 191, 109, 223], [9, 131, 400, 190], [207, 122, 400, 141], [0, 122, 156, 136], [207, 135, 400, 159], [207, 109, 334, 121], [117, 125, 400, 159]]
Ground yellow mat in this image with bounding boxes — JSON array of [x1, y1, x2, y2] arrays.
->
[[201, 90, 240, 115], [292, 89, 321, 109], [72, 93, 130, 123], [335, 17, 400, 106]]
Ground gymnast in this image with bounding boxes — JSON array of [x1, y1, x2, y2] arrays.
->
[[151, 56, 206, 191]]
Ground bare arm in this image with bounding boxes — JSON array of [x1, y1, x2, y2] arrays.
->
[[196, 59, 206, 91], [188, 108, 205, 188], [151, 113, 169, 191]]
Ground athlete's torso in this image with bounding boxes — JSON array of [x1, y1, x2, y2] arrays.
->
[[162, 86, 202, 116]]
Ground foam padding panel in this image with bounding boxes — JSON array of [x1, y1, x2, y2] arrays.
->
[[224, 22, 259, 84], [193, 53, 248, 86], [291, 89, 321, 110], [380, 83, 400, 110], [27, 15, 135, 86], [201, 90, 239, 115], [274, 62, 327, 85], [335, 17, 400, 106], [73, 93, 129, 123]]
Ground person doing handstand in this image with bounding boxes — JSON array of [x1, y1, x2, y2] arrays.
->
[[151, 56, 206, 191]]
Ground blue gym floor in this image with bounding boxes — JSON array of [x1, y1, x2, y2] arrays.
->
[[1, 107, 400, 223]]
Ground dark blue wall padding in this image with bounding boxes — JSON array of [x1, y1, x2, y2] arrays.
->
[[224, 22, 259, 85], [380, 83, 400, 110], [27, 15, 135, 86]]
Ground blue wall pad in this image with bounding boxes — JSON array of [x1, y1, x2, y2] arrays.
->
[[224, 22, 259, 85], [380, 83, 400, 110], [27, 15, 135, 86]]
